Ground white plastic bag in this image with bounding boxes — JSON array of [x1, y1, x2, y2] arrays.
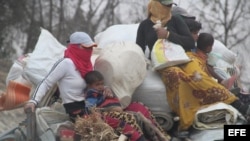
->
[[151, 39, 191, 70]]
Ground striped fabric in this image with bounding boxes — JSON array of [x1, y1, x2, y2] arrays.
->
[[0, 80, 31, 111]]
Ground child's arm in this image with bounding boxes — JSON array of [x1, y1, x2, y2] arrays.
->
[[206, 64, 223, 83], [85, 89, 103, 107], [103, 86, 115, 98]]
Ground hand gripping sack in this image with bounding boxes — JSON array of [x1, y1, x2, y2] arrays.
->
[[151, 39, 191, 70]]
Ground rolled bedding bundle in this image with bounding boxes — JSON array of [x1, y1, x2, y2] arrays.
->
[[132, 68, 174, 131]]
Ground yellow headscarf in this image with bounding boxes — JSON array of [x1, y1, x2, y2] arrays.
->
[[148, 0, 172, 26]]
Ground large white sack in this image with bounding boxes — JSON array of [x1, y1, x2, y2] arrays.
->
[[94, 24, 139, 49], [132, 68, 174, 131], [207, 40, 238, 81], [6, 54, 32, 87], [94, 41, 147, 108], [23, 28, 66, 85], [208, 40, 237, 66]]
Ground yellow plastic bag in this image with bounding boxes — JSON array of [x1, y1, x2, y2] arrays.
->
[[151, 39, 191, 70]]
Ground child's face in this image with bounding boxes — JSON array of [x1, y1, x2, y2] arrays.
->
[[88, 80, 105, 92], [206, 45, 213, 53], [192, 30, 200, 41]]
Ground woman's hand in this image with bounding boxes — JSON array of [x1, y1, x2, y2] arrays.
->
[[103, 87, 113, 98], [156, 27, 169, 39], [24, 102, 36, 113]]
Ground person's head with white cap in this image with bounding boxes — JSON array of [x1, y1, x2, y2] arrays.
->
[[65, 31, 98, 78], [69, 31, 97, 48]]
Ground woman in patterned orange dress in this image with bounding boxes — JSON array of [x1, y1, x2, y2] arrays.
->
[[158, 33, 250, 131]]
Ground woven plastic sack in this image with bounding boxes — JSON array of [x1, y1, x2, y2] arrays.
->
[[151, 39, 191, 70], [94, 24, 139, 49], [23, 28, 66, 85]]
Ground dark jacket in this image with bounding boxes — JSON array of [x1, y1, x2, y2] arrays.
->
[[136, 15, 195, 58]]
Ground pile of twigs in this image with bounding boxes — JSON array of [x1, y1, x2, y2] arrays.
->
[[74, 112, 119, 141]]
